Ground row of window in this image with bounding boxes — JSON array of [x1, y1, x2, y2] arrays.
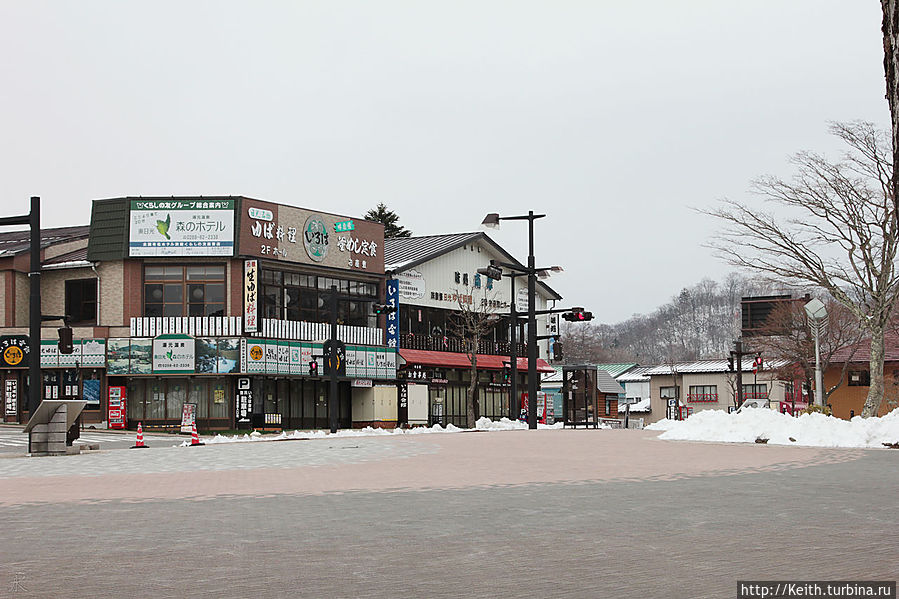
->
[[260, 269, 379, 327], [661, 384, 769, 402]]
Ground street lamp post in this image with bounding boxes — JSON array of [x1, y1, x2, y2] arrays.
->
[[482, 211, 546, 429], [804, 298, 828, 407]]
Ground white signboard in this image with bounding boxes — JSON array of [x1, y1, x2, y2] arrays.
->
[[516, 288, 529, 312], [129, 199, 235, 257], [152, 335, 195, 373], [396, 269, 426, 299]]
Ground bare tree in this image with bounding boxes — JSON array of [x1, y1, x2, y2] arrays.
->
[[749, 297, 863, 404], [448, 289, 500, 428], [705, 122, 899, 417], [882, 1, 899, 222]]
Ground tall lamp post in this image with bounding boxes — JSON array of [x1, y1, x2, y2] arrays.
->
[[804, 298, 828, 407], [482, 211, 546, 429]]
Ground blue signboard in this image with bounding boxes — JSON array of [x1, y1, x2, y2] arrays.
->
[[386, 279, 400, 349]]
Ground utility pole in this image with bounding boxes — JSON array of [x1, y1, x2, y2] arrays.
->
[[0, 197, 41, 418]]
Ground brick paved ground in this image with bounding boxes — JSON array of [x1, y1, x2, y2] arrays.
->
[[0, 429, 895, 598]]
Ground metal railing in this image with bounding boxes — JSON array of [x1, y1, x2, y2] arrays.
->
[[399, 333, 527, 356], [686, 393, 719, 403]]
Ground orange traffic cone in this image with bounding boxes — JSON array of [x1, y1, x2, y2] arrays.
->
[[131, 422, 149, 449], [190, 421, 204, 446]]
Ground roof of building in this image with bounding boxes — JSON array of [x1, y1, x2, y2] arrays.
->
[[829, 332, 899, 364], [543, 366, 625, 394], [597, 369, 626, 395], [384, 232, 562, 300], [43, 246, 92, 269], [595, 363, 639, 378], [621, 397, 652, 412], [644, 358, 790, 376], [616, 365, 654, 383], [0, 225, 91, 258]]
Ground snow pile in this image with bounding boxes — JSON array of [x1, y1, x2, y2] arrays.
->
[[195, 418, 566, 445], [646, 408, 899, 448], [474, 417, 566, 431]]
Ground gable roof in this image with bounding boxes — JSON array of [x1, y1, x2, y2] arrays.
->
[[0, 225, 91, 258], [644, 358, 790, 376], [829, 332, 899, 364], [597, 370, 626, 395], [616, 365, 654, 383], [595, 363, 639, 378], [384, 232, 562, 300]]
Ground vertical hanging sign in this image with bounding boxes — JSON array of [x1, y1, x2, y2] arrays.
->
[[244, 259, 259, 333], [385, 279, 400, 349]]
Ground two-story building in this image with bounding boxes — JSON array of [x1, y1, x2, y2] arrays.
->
[[1, 196, 397, 431], [644, 359, 790, 424], [384, 232, 560, 427]]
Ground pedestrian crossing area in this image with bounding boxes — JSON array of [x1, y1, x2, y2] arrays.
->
[[0, 429, 172, 449]]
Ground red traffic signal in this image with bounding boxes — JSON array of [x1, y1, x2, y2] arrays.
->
[[562, 309, 593, 322]]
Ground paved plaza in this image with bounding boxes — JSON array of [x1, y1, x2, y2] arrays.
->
[[0, 429, 896, 598]]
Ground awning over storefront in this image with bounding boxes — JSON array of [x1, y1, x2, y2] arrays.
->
[[399, 349, 555, 373]]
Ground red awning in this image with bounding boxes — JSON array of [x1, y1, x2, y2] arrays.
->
[[399, 349, 555, 373]]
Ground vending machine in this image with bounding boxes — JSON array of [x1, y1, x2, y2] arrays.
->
[[108, 386, 127, 429]]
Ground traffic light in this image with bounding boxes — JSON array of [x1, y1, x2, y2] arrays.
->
[[309, 358, 318, 375], [58, 326, 74, 355], [562, 308, 593, 322], [501, 364, 511, 382], [552, 341, 563, 360], [727, 355, 734, 371], [476, 263, 503, 281], [373, 304, 397, 315]]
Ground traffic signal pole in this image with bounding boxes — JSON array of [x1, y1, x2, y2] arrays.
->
[[0, 197, 41, 418]]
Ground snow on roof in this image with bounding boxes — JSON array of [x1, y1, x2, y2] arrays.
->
[[621, 397, 651, 412]]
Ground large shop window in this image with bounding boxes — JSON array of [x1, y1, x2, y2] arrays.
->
[[65, 278, 98, 325], [260, 269, 378, 327], [144, 265, 226, 317]]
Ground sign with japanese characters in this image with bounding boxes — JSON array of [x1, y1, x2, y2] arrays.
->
[[238, 199, 385, 274], [5, 379, 17, 416], [0, 336, 30, 368], [396, 269, 425, 299], [385, 279, 400, 349], [152, 334, 196, 374], [244, 259, 259, 333], [129, 199, 235, 257], [236, 377, 252, 422]]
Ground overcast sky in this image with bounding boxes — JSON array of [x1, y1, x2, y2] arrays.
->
[[0, 1, 889, 323]]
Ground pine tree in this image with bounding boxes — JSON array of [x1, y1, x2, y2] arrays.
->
[[364, 203, 412, 238]]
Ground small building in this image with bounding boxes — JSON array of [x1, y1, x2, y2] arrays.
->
[[644, 359, 790, 424], [823, 333, 899, 419]]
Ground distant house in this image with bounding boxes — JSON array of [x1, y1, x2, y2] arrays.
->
[[615, 365, 654, 418], [643, 359, 790, 424], [823, 332, 899, 419], [596, 369, 624, 419]]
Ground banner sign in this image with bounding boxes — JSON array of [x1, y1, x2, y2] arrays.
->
[[152, 335, 195, 374], [238, 199, 385, 274], [237, 339, 395, 380], [5, 380, 17, 416], [236, 377, 252, 422], [385, 279, 400, 349], [129, 199, 235, 257], [0, 336, 30, 368], [180, 402, 197, 433], [244, 259, 259, 333]]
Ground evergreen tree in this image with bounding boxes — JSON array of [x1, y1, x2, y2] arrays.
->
[[364, 203, 412, 238]]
